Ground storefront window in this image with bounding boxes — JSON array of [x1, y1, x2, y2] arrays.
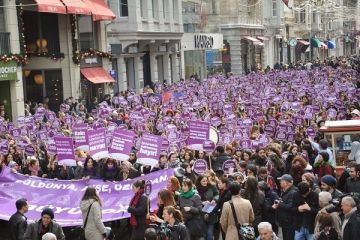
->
[[23, 70, 63, 112], [0, 0, 5, 32], [324, 133, 360, 166]]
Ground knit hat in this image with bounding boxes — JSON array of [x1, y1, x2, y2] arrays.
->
[[41, 207, 54, 219], [321, 175, 337, 187]]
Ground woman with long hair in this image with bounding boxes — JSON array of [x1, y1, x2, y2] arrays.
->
[[149, 189, 176, 224], [178, 178, 206, 239], [101, 158, 119, 181], [241, 176, 265, 237], [195, 174, 219, 240], [128, 180, 149, 240], [80, 187, 107, 240], [290, 156, 308, 186], [166, 176, 181, 200], [75, 156, 99, 179], [162, 206, 190, 240]]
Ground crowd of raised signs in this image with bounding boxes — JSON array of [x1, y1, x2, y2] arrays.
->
[[1, 59, 360, 240]]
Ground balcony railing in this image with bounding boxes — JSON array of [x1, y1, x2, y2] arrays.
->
[[0, 32, 10, 54]]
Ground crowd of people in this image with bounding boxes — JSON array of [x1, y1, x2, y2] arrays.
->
[[2, 56, 360, 240]]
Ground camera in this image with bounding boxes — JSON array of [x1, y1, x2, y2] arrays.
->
[[148, 224, 172, 240], [326, 193, 360, 213]]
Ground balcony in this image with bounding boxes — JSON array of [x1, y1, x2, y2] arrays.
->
[[0, 32, 10, 54]]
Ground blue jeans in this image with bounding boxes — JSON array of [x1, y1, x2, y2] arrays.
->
[[206, 223, 214, 240], [295, 226, 313, 240]]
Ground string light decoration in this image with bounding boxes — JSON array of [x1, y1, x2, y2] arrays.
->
[[70, 14, 112, 65]]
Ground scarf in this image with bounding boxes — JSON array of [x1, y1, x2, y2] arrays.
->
[[180, 187, 197, 199], [129, 189, 144, 226], [197, 185, 208, 201]]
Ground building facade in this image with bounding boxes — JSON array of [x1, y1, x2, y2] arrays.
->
[[0, 0, 115, 120], [107, 0, 183, 92]]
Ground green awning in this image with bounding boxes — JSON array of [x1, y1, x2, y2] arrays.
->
[[311, 38, 321, 48]]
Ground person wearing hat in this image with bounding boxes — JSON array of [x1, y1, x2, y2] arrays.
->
[[351, 109, 360, 120], [258, 181, 279, 235], [272, 174, 298, 240], [24, 207, 65, 240], [320, 175, 343, 200]]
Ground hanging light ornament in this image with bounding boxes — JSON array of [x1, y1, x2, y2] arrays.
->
[[34, 74, 44, 85]]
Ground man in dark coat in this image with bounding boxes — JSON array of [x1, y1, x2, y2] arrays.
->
[[272, 174, 298, 240], [292, 182, 319, 239], [341, 196, 360, 239], [211, 146, 230, 176], [9, 198, 28, 240], [344, 164, 360, 194]]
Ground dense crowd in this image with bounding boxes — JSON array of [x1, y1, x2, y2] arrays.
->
[[1, 56, 360, 240]]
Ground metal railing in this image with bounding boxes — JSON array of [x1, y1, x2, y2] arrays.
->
[[0, 32, 10, 54]]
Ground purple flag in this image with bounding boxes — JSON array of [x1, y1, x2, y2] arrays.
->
[[137, 133, 162, 167], [109, 129, 135, 161], [54, 137, 76, 166], [187, 120, 210, 150], [0, 167, 174, 227], [87, 128, 108, 160]]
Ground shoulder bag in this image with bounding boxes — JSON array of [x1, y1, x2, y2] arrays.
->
[[229, 200, 255, 240], [71, 201, 95, 240]]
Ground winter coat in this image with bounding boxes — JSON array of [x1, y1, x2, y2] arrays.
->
[[198, 185, 219, 223], [314, 162, 335, 179], [344, 177, 360, 194], [178, 193, 206, 238], [291, 191, 319, 233], [220, 195, 254, 240], [165, 221, 191, 240], [127, 194, 149, 240], [314, 206, 341, 238], [118, 168, 141, 181], [211, 154, 230, 173], [80, 199, 106, 240], [9, 211, 27, 240], [263, 189, 279, 225], [276, 185, 298, 228], [211, 189, 231, 216], [241, 190, 265, 227], [342, 208, 360, 240], [24, 220, 65, 240]]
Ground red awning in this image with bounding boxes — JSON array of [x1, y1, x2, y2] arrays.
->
[[244, 36, 261, 43], [83, 0, 116, 21], [34, 0, 67, 14], [62, 0, 92, 15], [81, 67, 115, 84]]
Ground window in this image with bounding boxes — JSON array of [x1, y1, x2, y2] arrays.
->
[[211, 0, 217, 14], [312, 11, 317, 24], [0, 0, 5, 32], [140, 0, 145, 18], [162, 0, 168, 20], [119, 0, 128, 17], [78, 16, 98, 51], [272, 0, 277, 17], [23, 11, 60, 54], [300, 9, 306, 23], [173, 0, 178, 21], [152, 0, 159, 20]]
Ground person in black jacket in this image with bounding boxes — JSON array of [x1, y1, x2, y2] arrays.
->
[[162, 206, 190, 240], [9, 198, 28, 240], [258, 181, 279, 234], [128, 180, 149, 240], [211, 146, 230, 176], [341, 196, 360, 239], [272, 174, 298, 240], [344, 164, 360, 194], [101, 158, 120, 181], [292, 182, 319, 239]]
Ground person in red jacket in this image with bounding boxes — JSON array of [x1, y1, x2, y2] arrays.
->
[[314, 152, 335, 179]]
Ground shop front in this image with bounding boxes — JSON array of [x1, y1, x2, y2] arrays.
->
[[80, 55, 115, 106], [181, 33, 223, 79], [0, 60, 17, 120]]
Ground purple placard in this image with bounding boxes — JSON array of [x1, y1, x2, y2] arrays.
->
[[25, 145, 35, 156], [137, 133, 162, 167], [240, 139, 252, 149], [0, 167, 174, 227], [193, 159, 208, 175], [222, 160, 236, 174], [17, 116, 25, 126], [275, 131, 288, 142], [64, 116, 73, 126], [0, 143, 9, 154], [87, 128, 108, 160], [54, 136, 75, 166], [202, 140, 215, 153], [10, 128, 21, 138], [306, 127, 316, 138], [73, 123, 89, 151], [287, 133, 296, 142], [109, 128, 135, 161], [187, 120, 210, 150], [264, 125, 275, 136]]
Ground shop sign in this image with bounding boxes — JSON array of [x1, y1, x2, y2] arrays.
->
[[194, 35, 214, 49], [181, 33, 223, 51], [0, 61, 17, 81], [80, 55, 102, 68]]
